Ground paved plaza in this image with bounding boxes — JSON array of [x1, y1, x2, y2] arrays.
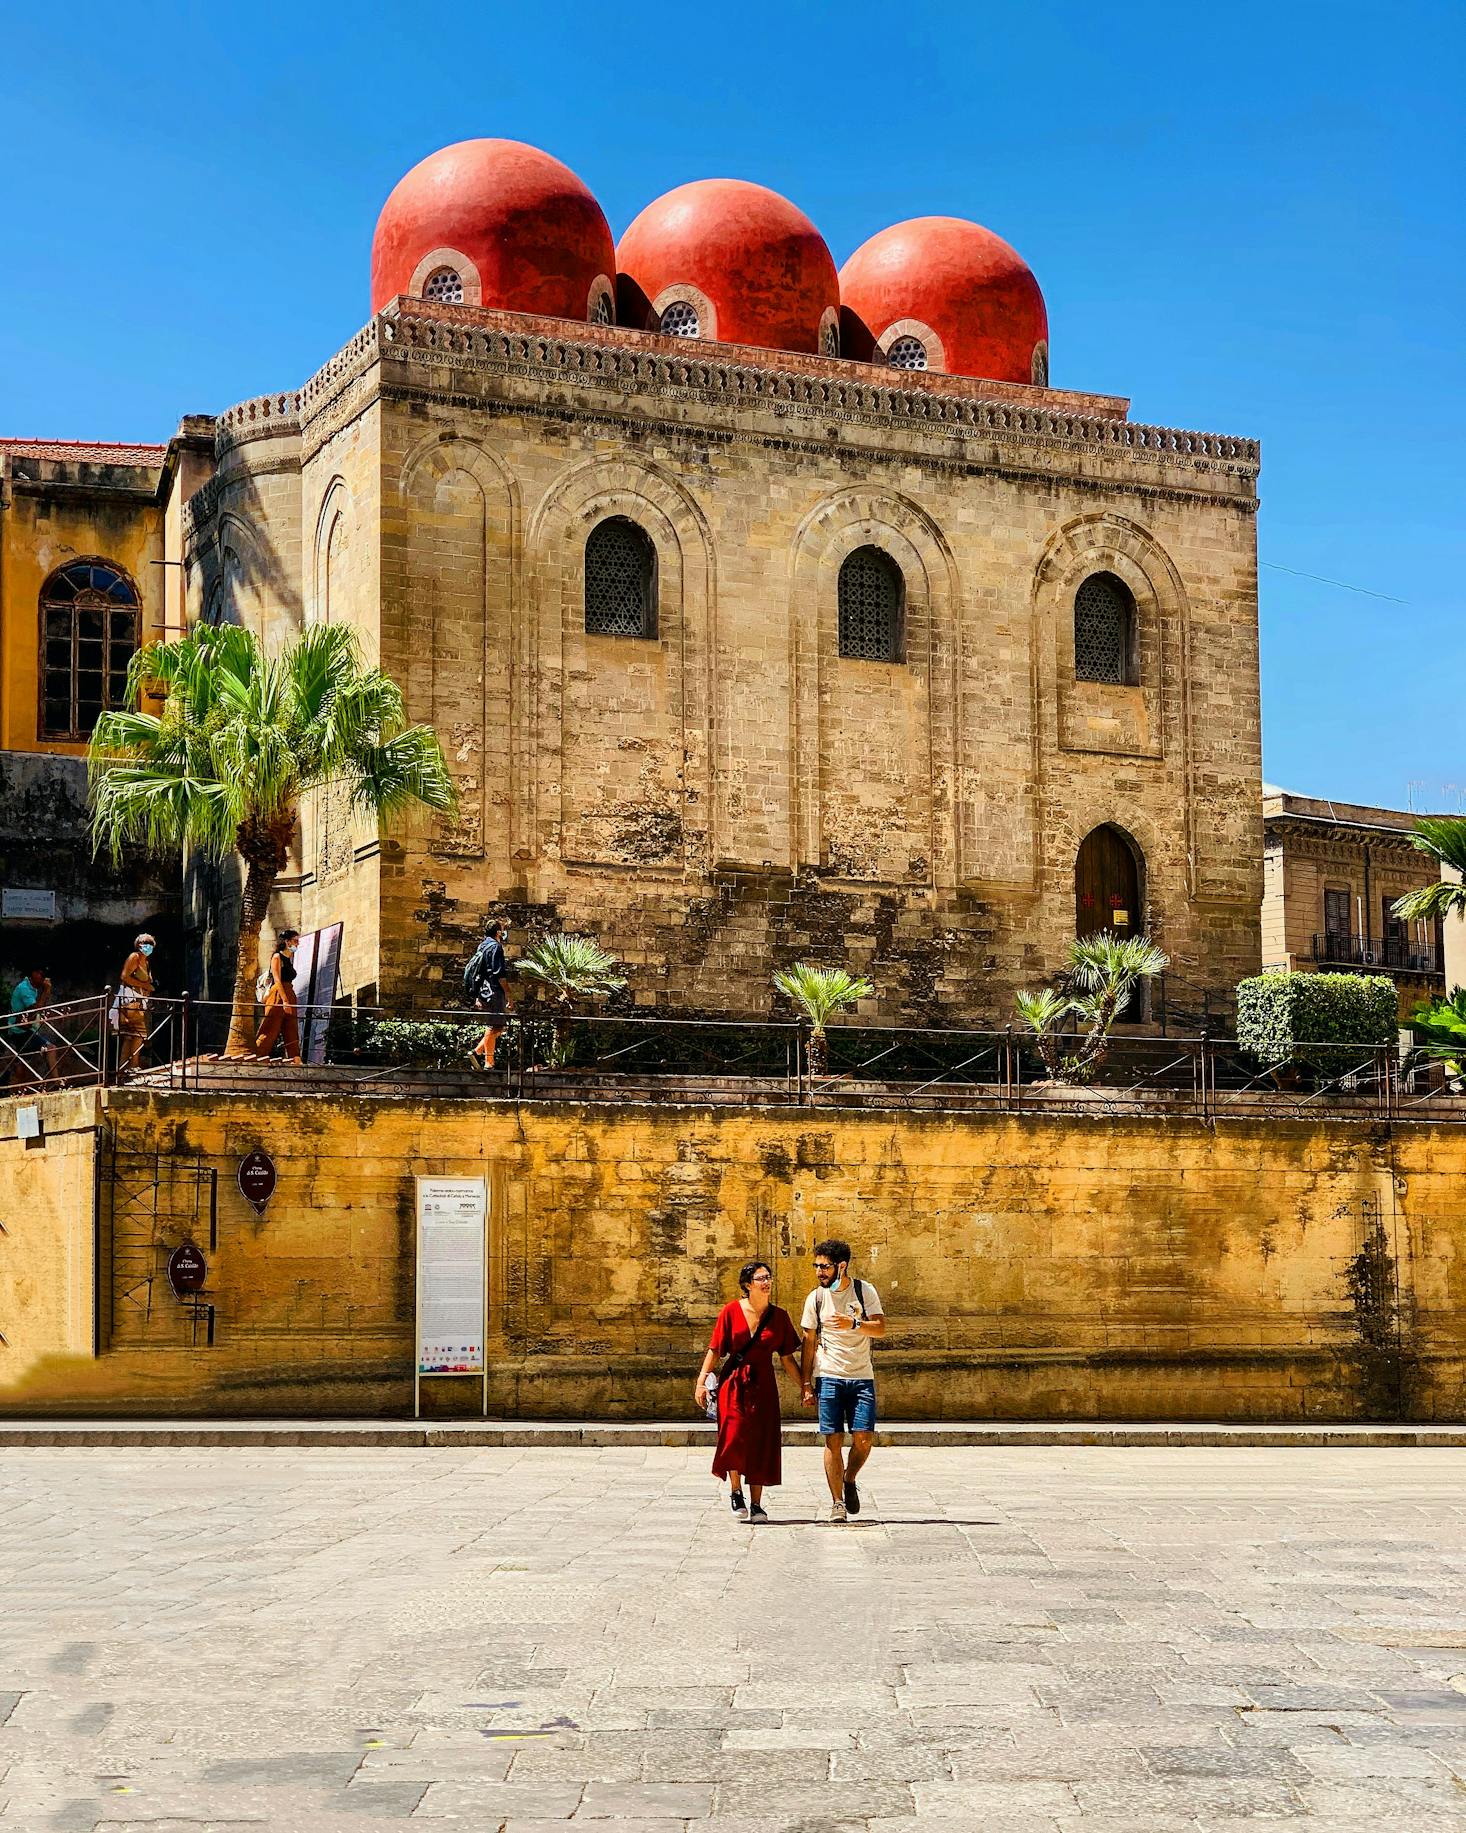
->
[[3, 1447, 1466, 1830]]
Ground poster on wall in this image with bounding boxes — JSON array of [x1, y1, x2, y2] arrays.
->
[[415, 1176, 489, 1415], [294, 921, 343, 1065]]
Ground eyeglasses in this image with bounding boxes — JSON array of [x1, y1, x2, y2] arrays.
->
[[813, 1262, 834, 1272], [749, 1274, 772, 1285]]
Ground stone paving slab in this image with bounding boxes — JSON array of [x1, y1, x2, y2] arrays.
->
[[6, 1418, 1466, 1447], [4, 1445, 1466, 1828]]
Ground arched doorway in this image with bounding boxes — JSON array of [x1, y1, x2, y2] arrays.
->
[[1075, 825, 1145, 1019]]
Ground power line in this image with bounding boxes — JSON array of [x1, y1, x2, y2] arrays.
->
[[1260, 561, 1409, 605]]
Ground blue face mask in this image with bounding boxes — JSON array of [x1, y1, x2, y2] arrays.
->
[[139, 943, 154, 958]]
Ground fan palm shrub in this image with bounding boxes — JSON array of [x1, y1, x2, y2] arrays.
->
[[1409, 986, 1466, 1079], [88, 623, 456, 1056], [772, 962, 874, 1077], [1015, 932, 1169, 1084], [515, 934, 627, 1066], [1391, 817, 1466, 925]]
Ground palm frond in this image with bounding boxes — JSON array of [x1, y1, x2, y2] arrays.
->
[[1392, 879, 1466, 924], [516, 935, 627, 1003], [772, 963, 874, 1032], [347, 726, 458, 821], [1015, 988, 1069, 1035]]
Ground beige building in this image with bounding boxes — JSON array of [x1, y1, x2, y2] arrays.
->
[[6, 140, 1266, 1026], [1261, 788, 1447, 1017]]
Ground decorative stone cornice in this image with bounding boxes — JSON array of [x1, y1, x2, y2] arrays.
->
[[284, 303, 1256, 486]]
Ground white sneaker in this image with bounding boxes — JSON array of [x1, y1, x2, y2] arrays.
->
[[829, 1499, 848, 1523]]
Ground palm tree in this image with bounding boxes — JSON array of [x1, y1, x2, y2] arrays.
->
[[772, 962, 874, 1077], [88, 623, 456, 1057], [515, 934, 627, 1066], [1392, 817, 1466, 925], [1015, 932, 1169, 1083]]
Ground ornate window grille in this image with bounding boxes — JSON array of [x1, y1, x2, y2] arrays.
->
[[422, 267, 464, 304], [658, 300, 699, 338], [1074, 573, 1134, 684], [886, 335, 928, 371], [585, 518, 656, 638], [590, 290, 614, 325], [39, 560, 141, 739], [1031, 340, 1049, 387], [821, 321, 840, 358], [838, 547, 903, 661]]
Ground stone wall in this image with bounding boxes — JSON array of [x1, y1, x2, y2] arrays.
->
[[2, 1086, 1460, 1423], [182, 304, 1264, 1027], [0, 752, 180, 1000]]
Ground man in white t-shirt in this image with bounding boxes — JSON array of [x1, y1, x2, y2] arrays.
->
[[800, 1237, 885, 1522]]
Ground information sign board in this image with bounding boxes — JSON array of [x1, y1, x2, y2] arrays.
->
[[414, 1176, 489, 1415], [2, 888, 56, 921], [295, 921, 343, 1066], [167, 1241, 208, 1296], [238, 1149, 277, 1215]]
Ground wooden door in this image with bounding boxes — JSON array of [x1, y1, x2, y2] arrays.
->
[[1075, 826, 1141, 939]]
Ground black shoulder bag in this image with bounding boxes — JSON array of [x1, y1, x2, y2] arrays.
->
[[718, 1305, 774, 1384]]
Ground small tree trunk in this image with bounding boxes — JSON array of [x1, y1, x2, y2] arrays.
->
[[807, 1027, 828, 1079], [226, 854, 279, 1057]]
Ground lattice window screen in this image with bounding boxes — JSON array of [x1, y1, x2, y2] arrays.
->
[[887, 335, 928, 371], [590, 290, 614, 325], [821, 322, 840, 357], [659, 301, 699, 337], [585, 519, 655, 637], [1074, 574, 1131, 683], [423, 267, 464, 304], [838, 548, 903, 661]]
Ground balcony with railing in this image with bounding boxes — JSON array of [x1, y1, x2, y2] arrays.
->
[[1312, 932, 1442, 975]]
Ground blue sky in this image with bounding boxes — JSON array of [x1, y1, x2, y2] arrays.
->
[[2, 1, 1460, 809]]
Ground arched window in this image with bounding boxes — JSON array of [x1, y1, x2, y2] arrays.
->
[[658, 300, 699, 338], [1030, 340, 1049, 387], [585, 518, 656, 638], [39, 559, 140, 739], [838, 547, 904, 662], [590, 289, 614, 326], [422, 266, 464, 304], [886, 335, 928, 371], [821, 321, 840, 358], [1074, 572, 1135, 684]]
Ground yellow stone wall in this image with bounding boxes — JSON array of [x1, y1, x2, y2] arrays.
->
[[3, 1086, 1462, 1422], [180, 307, 1264, 1027], [0, 468, 163, 755]]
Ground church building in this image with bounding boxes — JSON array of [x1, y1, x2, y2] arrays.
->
[[4, 139, 1264, 1023]]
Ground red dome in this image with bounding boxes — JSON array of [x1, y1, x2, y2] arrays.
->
[[839, 217, 1049, 385], [371, 139, 615, 320], [616, 179, 839, 356]]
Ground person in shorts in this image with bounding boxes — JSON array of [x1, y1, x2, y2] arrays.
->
[[800, 1237, 885, 1522]]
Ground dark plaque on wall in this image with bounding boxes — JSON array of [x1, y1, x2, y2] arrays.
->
[[238, 1148, 277, 1216], [167, 1241, 208, 1297]]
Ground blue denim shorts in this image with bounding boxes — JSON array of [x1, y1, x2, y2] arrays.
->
[[816, 1376, 877, 1436]]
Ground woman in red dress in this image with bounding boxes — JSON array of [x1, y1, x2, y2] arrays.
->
[[694, 1261, 804, 1522]]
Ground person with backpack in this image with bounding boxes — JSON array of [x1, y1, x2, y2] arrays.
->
[[464, 921, 512, 1071], [253, 929, 302, 1063], [800, 1237, 886, 1522], [694, 1260, 803, 1523]]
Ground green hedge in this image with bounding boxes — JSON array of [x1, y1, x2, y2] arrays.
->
[[1236, 973, 1398, 1076], [327, 1013, 551, 1071]]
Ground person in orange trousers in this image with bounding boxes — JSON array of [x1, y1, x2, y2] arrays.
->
[[254, 929, 302, 1063]]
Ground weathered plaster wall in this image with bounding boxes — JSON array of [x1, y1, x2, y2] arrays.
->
[[2, 1088, 1458, 1423], [0, 1090, 99, 1381], [0, 458, 163, 754]]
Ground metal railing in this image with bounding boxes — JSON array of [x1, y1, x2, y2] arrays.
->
[[9, 991, 1463, 1127], [1312, 932, 1441, 975]]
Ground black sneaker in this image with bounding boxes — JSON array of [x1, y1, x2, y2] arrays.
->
[[843, 1479, 861, 1516], [749, 1504, 769, 1524], [730, 1490, 748, 1519]]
